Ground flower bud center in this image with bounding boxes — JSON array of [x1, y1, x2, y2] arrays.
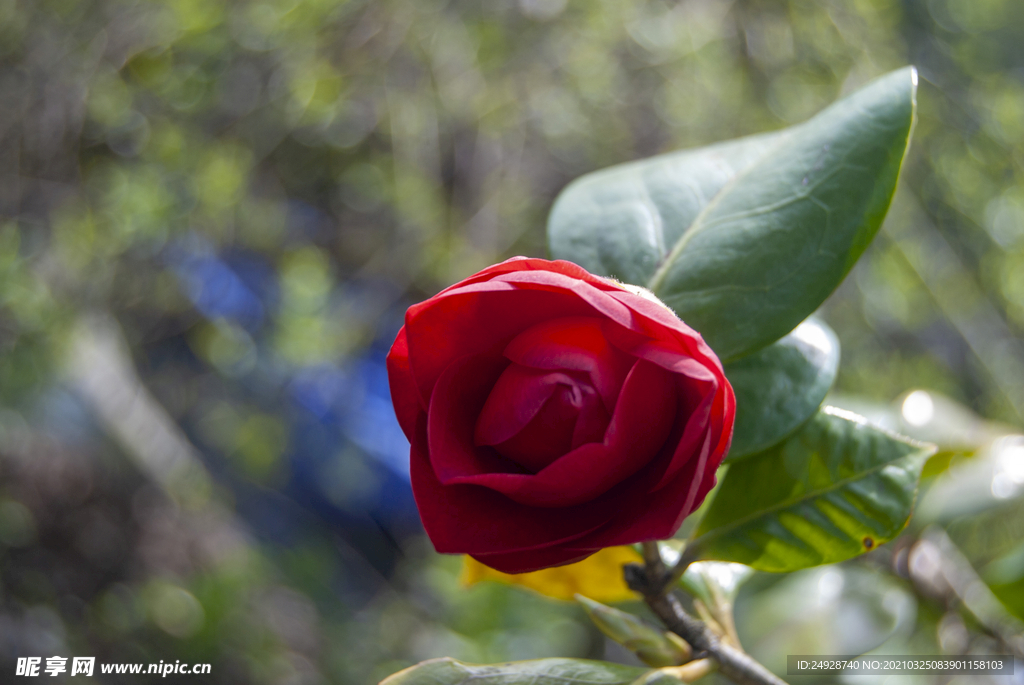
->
[[474, 364, 611, 473]]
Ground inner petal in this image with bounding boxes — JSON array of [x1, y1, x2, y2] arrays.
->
[[491, 386, 581, 472], [571, 387, 610, 449], [493, 379, 611, 472], [504, 317, 635, 412], [474, 364, 566, 446], [475, 363, 610, 473]]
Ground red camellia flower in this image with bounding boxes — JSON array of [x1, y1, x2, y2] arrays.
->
[[387, 258, 735, 574]]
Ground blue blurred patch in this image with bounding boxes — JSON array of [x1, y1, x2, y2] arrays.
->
[[290, 356, 409, 481], [167, 238, 275, 331], [162, 235, 419, 572], [286, 349, 420, 549]]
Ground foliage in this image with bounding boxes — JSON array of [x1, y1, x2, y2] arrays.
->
[[0, 0, 1023, 684], [694, 408, 932, 571], [724, 318, 838, 461], [549, 68, 915, 360]]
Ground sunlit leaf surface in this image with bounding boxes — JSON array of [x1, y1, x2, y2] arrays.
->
[[694, 407, 934, 571]]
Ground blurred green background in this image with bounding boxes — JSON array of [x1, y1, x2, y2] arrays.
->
[[3, 0, 1024, 682]]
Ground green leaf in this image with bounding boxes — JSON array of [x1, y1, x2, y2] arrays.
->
[[692, 407, 935, 572], [725, 317, 839, 461], [548, 130, 783, 292], [576, 594, 691, 667], [379, 657, 652, 685], [548, 67, 917, 360]]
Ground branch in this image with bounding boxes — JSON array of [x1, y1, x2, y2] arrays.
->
[[627, 545, 788, 685], [640, 540, 699, 596]]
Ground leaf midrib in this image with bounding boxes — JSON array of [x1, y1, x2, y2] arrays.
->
[[645, 129, 794, 295], [692, 444, 926, 552]]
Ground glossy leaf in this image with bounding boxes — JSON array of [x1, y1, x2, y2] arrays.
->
[[693, 407, 934, 571], [380, 657, 653, 685], [725, 317, 839, 461], [576, 595, 691, 667], [549, 130, 782, 292], [549, 67, 916, 360]]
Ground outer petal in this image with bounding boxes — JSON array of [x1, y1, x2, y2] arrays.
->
[[567, 429, 718, 550], [651, 380, 716, 490], [433, 257, 624, 297], [385, 326, 421, 440], [470, 548, 594, 575], [607, 288, 703, 339], [405, 288, 599, 409], [711, 370, 736, 463], [606, 289, 728, 377], [410, 414, 612, 555], [489, 270, 637, 331]]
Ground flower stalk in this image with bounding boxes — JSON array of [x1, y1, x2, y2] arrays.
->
[[626, 543, 788, 685]]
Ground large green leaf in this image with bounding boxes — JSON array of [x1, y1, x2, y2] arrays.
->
[[548, 129, 782, 292], [379, 657, 653, 685], [548, 67, 916, 360], [725, 317, 840, 461], [692, 407, 934, 571]]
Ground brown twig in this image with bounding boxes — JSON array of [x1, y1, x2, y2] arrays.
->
[[640, 540, 699, 596], [627, 544, 788, 685]]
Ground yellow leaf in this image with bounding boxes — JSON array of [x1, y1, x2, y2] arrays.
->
[[460, 546, 642, 602]]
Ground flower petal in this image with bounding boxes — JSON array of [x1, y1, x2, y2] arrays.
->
[[474, 365, 568, 447], [492, 269, 636, 331], [448, 359, 676, 507], [434, 257, 624, 297], [427, 354, 524, 483], [571, 388, 610, 449], [504, 317, 634, 411], [608, 289, 727, 376], [652, 378, 717, 490], [567, 429, 718, 550], [406, 289, 602, 410], [487, 383, 591, 473], [411, 415, 612, 556], [469, 548, 594, 575], [386, 326, 421, 440]]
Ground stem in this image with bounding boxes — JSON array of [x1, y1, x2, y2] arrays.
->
[[640, 540, 699, 596], [627, 544, 788, 685], [664, 544, 700, 591], [642, 541, 667, 578]]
